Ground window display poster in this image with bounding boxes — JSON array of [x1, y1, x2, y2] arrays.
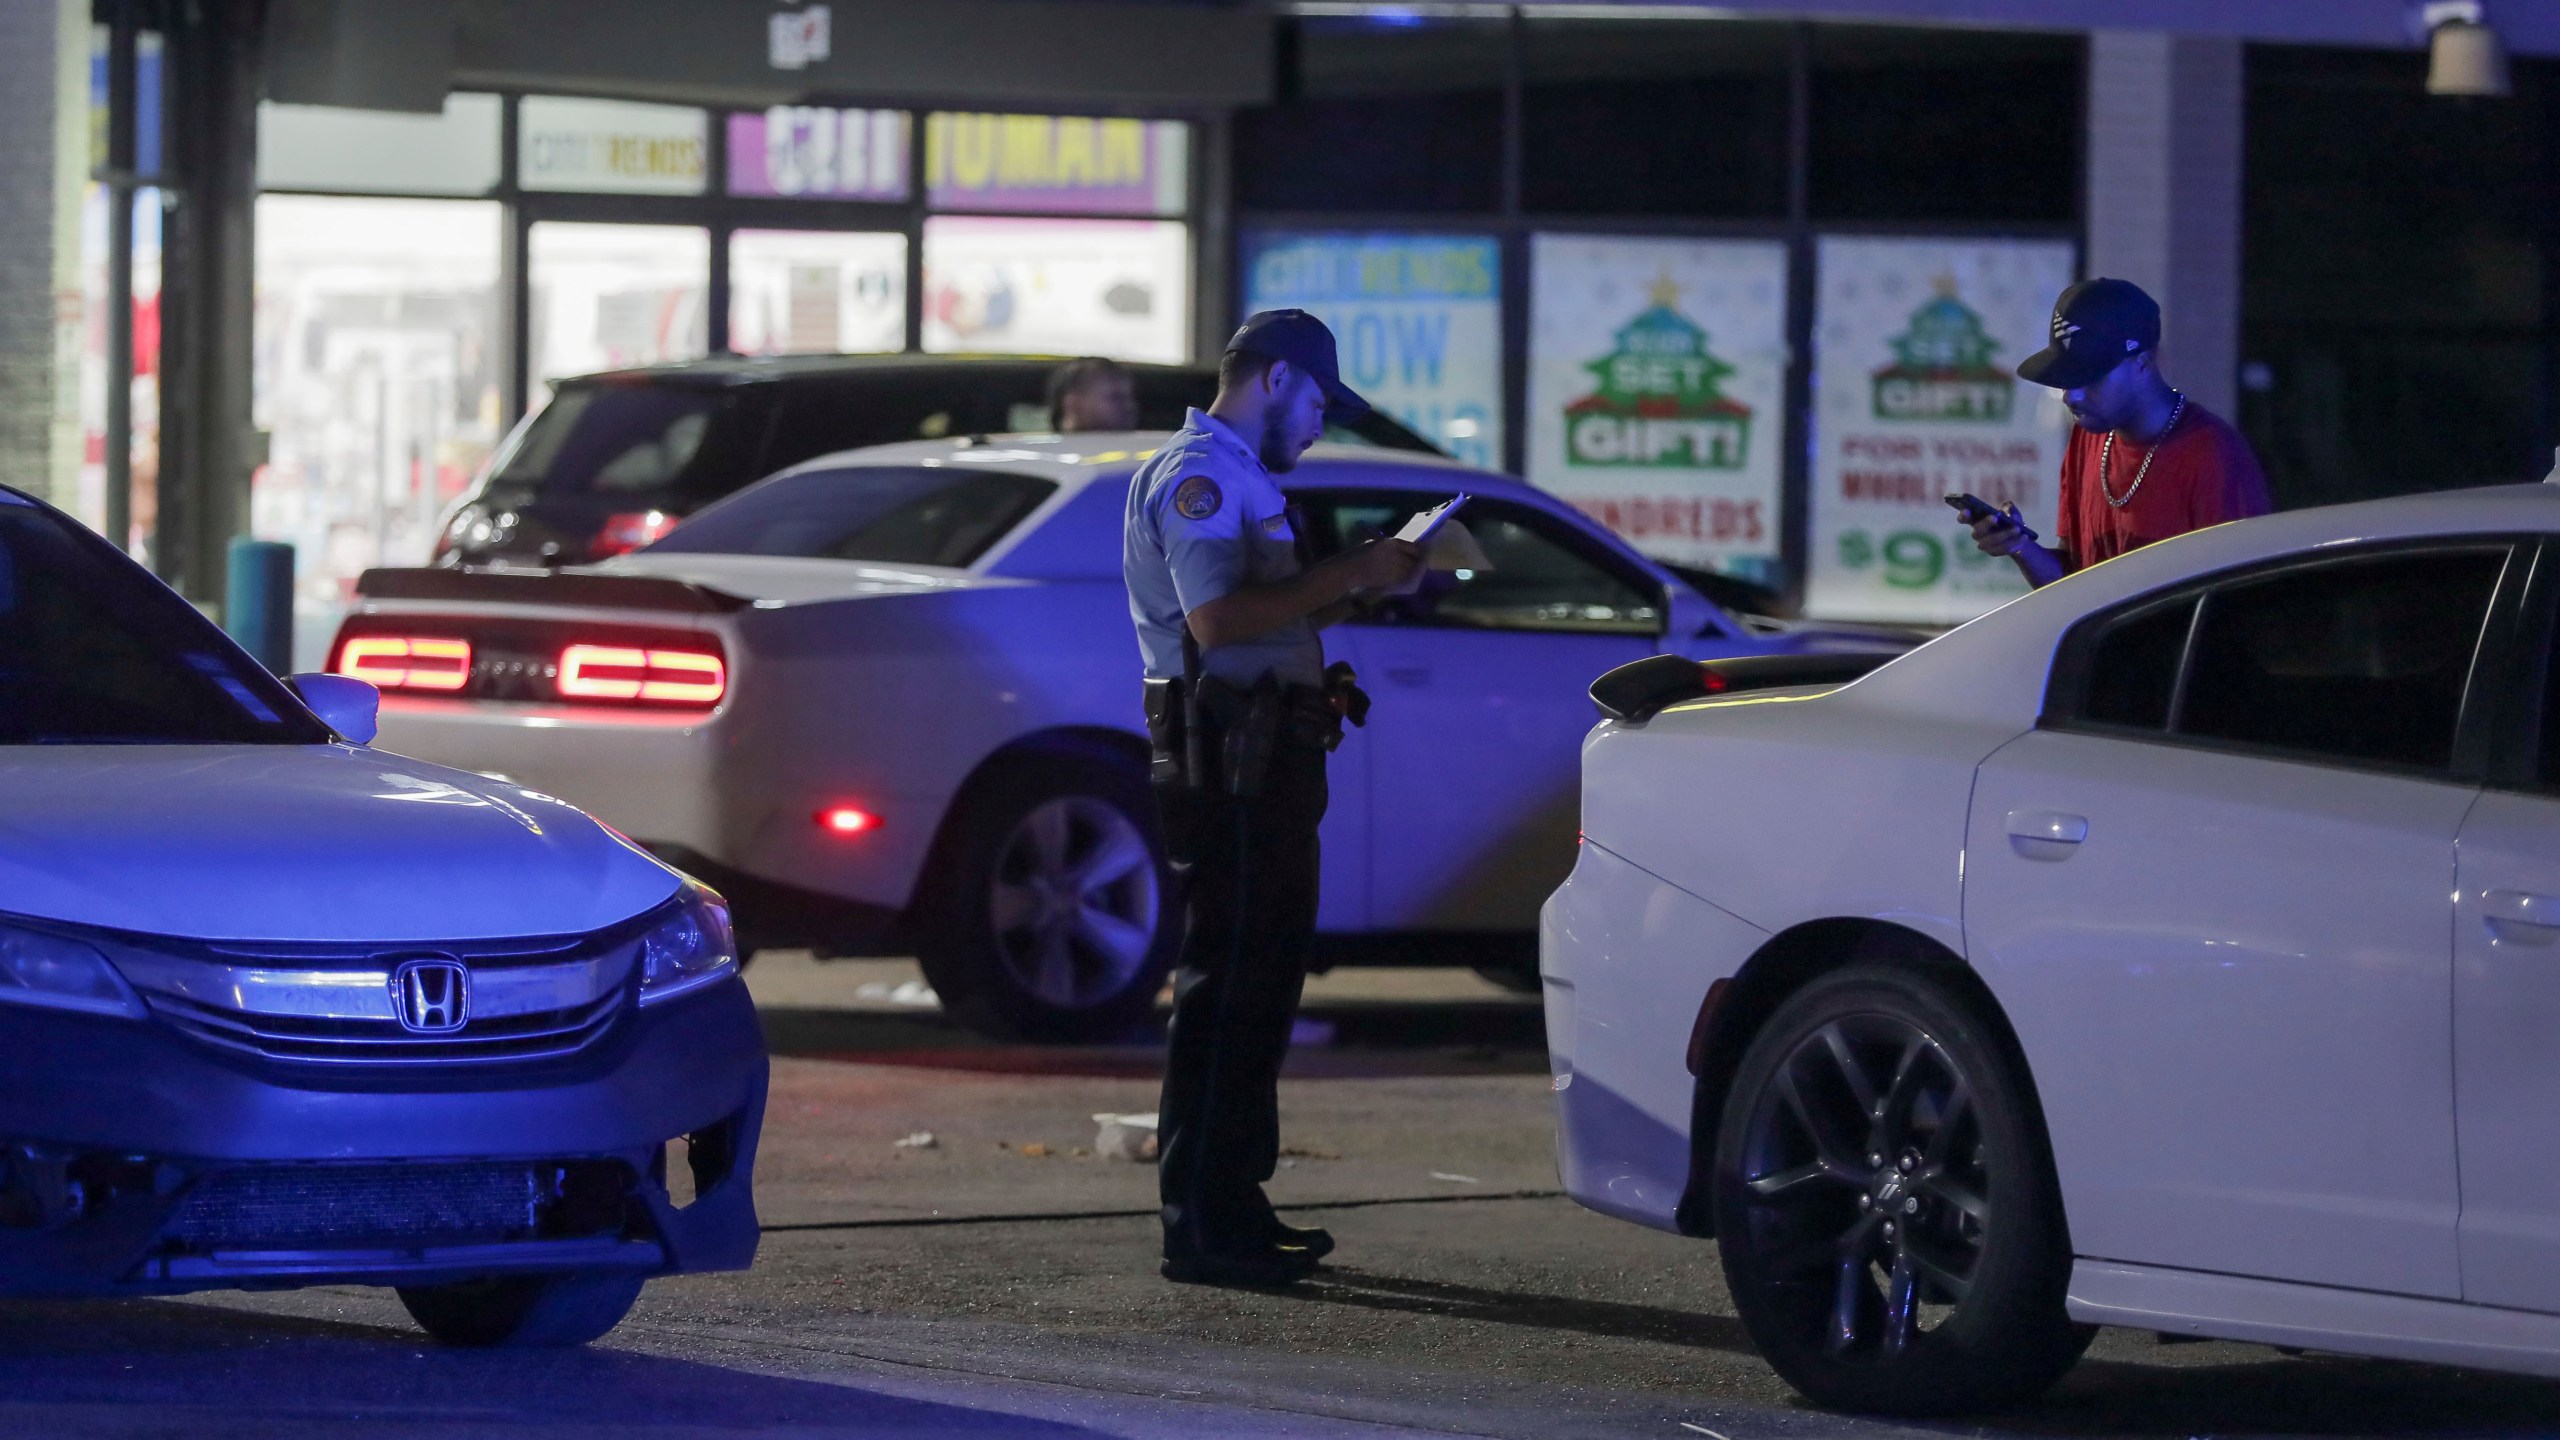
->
[[726, 108, 908, 200], [1526, 234, 1788, 571], [1807, 236, 2076, 623], [1240, 231, 1501, 470], [921, 217, 1190, 363]]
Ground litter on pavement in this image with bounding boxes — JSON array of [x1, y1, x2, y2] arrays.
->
[[1094, 1112, 1160, 1162]]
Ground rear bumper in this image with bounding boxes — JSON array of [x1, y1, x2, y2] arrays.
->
[[371, 699, 926, 941], [0, 977, 766, 1297]]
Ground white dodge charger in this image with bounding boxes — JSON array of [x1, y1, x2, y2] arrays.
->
[[1549, 483, 2560, 1414], [337, 434, 1904, 1041]]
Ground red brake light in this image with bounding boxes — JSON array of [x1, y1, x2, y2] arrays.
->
[[1698, 665, 1731, 694], [336, 636, 472, 692], [558, 644, 726, 706], [816, 806, 879, 836], [593, 510, 679, 557]]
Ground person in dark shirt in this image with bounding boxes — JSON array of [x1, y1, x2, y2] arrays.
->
[[1048, 356, 1139, 433], [1967, 278, 2269, 584]]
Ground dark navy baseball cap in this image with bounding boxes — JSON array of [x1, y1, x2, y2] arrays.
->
[[2017, 278, 2162, 390], [1225, 309, 1369, 416]]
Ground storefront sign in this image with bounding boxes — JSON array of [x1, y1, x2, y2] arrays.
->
[[924, 113, 1187, 216], [518, 97, 707, 195], [921, 217, 1190, 364], [1526, 234, 1787, 571], [1806, 235, 2076, 623], [1240, 231, 1501, 470], [726, 108, 908, 200]]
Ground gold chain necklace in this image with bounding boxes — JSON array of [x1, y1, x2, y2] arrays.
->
[[2099, 391, 2186, 509]]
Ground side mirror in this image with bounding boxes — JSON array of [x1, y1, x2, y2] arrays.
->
[[288, 672, 380, 745]]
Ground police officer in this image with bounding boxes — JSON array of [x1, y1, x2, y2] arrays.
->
[[1124, 311, 1423, 1287]]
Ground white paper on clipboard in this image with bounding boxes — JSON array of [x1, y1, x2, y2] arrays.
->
[[1395, 492, 1470, 546]]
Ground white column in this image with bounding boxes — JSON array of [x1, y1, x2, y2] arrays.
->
[[0, 0, 85, 506], [2086, 30, 2245, 418]]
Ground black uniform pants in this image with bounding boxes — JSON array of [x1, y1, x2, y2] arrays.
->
[[1152, 740, 1328, 1254]]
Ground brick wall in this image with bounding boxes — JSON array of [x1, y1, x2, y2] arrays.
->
[[0, 0, 76, 505]]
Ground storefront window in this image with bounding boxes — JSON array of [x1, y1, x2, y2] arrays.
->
[[249, 196, 503, 651], [76, 186, 161, 548], [1806, 25, 2081, 224], [527, 222, 710, 390], [1520, 18, 1790, 219], [730, 230, 908, 355], [1234, 15, 1506, 214], [921, 216, 1189, 363]]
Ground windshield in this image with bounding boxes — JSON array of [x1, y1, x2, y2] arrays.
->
[[644, 465, 1058, 568], [489, 384, 759, 499], [0, 497, 329, 745]]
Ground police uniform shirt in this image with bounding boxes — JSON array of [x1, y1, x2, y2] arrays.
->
[[1124, 408, 1325, 688]]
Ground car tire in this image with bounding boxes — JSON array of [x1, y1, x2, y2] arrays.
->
[[397, 1273, 646, 1347], [1711, 962, 2090, 1416], [915, 749, 1176, 1043]]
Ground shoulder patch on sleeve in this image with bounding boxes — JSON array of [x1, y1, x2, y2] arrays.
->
[[1172, 475, 1223, 522]]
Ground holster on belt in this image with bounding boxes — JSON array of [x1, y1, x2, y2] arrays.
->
[[1145, 674, 1344, 798]]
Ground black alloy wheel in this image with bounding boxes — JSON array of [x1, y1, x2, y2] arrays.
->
[[1712, 963, 2088, 1416]]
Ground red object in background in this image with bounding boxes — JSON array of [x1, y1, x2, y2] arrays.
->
[[593, 511, 681, 557], [558, 644, 726, 706], [335, 635, 472, 692], [816, 806, 879, 836]]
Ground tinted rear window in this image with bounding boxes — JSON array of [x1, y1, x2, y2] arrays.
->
[[646, 465, 1057, 568], [492, 385, 765, 499], [0, 499, 328, 745]]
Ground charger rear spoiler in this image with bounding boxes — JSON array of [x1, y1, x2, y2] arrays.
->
[[1590, 651, 1895, 725], [352, 566, 750, 615]]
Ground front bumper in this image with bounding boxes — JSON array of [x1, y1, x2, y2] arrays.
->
[[0, 977, 766, 1297]]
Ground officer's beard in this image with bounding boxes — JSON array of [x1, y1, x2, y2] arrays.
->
[[1258, 412, 1301, 474]]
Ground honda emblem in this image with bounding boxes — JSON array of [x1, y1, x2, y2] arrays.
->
[[390, 957, 470, 1034]]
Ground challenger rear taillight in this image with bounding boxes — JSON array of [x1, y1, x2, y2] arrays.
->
[[558, 644, 727, 706], [335, 635, 472, 692], [593, 510, 679, 557]]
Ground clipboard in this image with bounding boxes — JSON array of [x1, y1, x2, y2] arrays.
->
[[1394, 492, 1471, 546]]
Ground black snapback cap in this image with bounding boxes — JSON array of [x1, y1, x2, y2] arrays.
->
[[1225, 309, 1369, 416], [2016, 278, 2161, 390]]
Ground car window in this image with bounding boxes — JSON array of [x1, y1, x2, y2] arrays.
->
[[763, 377, 1018, 473], [0, 499, 328, 745], [644, 464, 1058, 569], [2174, 549, 2505, 773], [2079, 596, 2196, 731], [1299, 494, 1661, 636], [492, 384, 764, 500]]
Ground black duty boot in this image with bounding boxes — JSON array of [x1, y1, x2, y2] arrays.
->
[[1265, 1213, 1334, 1260], [1159, 1242, 1320, 1288]]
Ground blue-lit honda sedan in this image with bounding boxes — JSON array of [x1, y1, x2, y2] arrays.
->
[[0, 485, 764, 1345]]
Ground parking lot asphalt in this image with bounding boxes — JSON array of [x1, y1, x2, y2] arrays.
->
[[9, 955, 2560, 1438]]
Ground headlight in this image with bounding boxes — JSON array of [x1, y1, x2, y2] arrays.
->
[[636, 888, 737, 1006], [0, 924, 145, 1019]]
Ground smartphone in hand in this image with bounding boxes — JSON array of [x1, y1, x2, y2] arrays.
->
[[1946, 493, 2038, 547], [1944, 493, 2002, 525]]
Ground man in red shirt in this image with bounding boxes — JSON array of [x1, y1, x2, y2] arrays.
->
[[1967, 277, 2269, 585]]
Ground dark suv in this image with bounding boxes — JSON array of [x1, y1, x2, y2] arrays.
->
[[435, 355, 1444, 568]]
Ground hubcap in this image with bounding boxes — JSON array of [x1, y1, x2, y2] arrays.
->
[[1735, 1013, 1990, 1360], [987, 797, 1159, 1010]]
